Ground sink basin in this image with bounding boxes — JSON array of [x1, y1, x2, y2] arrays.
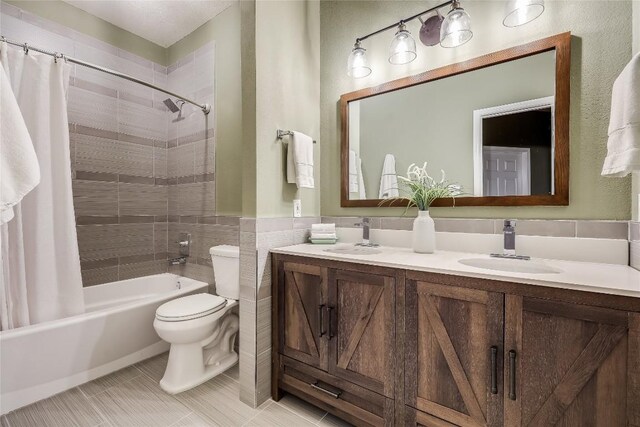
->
[[324, 246, 383, 256], [458, 257, 562, 274]]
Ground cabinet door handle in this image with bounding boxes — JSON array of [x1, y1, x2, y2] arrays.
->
[[310, 381, 342, 399], [490, 346, 498, 394], [327, 306, 335, 339], [509, 350, 517, 400], [318, 304, 325, 337]]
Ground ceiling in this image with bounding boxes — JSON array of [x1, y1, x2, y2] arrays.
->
[[63, 0, 236, 48]]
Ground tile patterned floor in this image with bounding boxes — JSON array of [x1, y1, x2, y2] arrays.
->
[[1, 353, 351, 427]]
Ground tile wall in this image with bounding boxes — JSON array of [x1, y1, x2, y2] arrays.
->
[[1, 2, 237, 287], [631, 222, 640, 270], [238, 217, 319, 407]]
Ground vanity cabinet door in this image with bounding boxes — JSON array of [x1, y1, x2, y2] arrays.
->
[[327, 269, 396, 398], [405, 280, 505, 427], [278, 262, 329, 371], [503, 295, 639, 427]]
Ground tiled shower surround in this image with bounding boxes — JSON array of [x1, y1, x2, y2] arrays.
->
[[1, 2, 236, 287]]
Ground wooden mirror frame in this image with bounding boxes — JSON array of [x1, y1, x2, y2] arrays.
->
[[340, 32, 571, 208]]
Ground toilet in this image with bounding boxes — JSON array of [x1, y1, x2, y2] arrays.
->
[[153, 245, 240, 394]]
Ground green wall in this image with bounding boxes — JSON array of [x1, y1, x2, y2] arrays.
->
[[167, 4, 243, 216], [241, 0, 257, 218], [5, 0, 166, 64], [254, 0, 320, 217], [320, 0, 633, 220], [633, 1, 639, 221]]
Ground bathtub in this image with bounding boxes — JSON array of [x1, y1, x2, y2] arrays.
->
[[0, 273, 208, 414]]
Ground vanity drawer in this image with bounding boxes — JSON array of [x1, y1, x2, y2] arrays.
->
[[279, 356, 394, 427]]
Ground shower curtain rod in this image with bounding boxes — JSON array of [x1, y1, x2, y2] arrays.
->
[[1, 36, 211, 114]]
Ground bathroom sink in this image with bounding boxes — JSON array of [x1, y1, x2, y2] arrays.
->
[[324, 246, 383, 256], [458, 257, 562, 274]]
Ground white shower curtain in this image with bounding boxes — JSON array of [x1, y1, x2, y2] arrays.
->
[[0, 43, 84, 329]]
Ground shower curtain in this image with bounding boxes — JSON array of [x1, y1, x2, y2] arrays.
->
[[0, 43, 84, 330]]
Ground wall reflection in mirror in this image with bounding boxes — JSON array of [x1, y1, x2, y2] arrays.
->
[[347, 50, 556, 201]]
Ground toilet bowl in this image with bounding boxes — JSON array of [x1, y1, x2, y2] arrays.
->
[[153, 245, 240, 394]]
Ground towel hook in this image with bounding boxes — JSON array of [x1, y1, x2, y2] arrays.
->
[[23, 42, 29, 55]]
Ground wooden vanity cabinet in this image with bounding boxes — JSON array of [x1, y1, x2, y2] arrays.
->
[[503, 295, 639, 427], [273, 255, 640, 427], [273, 257, 399, 426], [405, 272, 640, 427], [404, 281, 505, 427]]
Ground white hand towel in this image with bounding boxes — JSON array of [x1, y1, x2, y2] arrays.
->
[[379, 154, 399, 199], [601, 53, 640, 177], [311, 223, 335, 233], [286, 131, 314, 188], [357, 156, 366, 199], [0, 64, 40, 224], [349, 150, 359, 193]]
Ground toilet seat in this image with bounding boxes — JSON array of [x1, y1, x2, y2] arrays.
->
[[156, 293, 227, 322]]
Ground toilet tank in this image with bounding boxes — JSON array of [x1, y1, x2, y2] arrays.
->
[[210, 245, 240, 300]]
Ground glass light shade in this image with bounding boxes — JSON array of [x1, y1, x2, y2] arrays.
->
[[388, 25, 417, 65], [347, 43, 372, 78], [503, 0, 545, 27], [440, 5, 473, 48]]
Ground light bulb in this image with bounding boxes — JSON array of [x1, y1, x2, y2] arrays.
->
[[503, 0, 545, 27], [389, 23, 417, 65], [347, 41, 372, 78], [440, 0, 473, 48]]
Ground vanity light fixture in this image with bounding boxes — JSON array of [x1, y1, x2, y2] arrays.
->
[[347, 0, 470, 78], [389, 22, 417, 64], [347, 40, 372, 78], [440, 0, 473, 48], [503, 0, 545, 27], [347, 0, 544, 78]]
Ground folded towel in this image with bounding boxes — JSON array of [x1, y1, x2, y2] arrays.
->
[[286, 131, 315, 188], [349, 150, 359, 193], [357, 156, 366, 199], [310, 232, 338, 239], [602, 52, 640, 177], [0, 64, 40, 224], [379, 154, 399, 199], [311, 223, 335, 233]]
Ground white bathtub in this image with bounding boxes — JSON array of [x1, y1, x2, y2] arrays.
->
[[0, 273, 208, 414]]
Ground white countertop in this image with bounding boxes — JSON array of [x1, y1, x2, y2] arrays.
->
[[271, 243, 640, 299]]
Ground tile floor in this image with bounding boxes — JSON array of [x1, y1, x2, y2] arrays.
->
[[1, 353, 351, 427]]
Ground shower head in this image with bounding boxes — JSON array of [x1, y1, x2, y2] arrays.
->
[[163, 98, 181, 113], [164, 98, 187, 122]]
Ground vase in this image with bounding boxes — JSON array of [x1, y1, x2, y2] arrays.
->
[[412, 210, 435, 254]]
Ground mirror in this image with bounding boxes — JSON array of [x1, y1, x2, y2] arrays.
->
[[341, 33, 570, 207]]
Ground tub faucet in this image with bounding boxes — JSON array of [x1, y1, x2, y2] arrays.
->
[[168, 257, 187, 266], [354, 217, 379, 247], [491, 220, 530, 260]]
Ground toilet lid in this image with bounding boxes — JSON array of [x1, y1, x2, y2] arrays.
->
[[156, 293, 227, 322]]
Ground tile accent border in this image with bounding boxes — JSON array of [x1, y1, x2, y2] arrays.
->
[[321, 216, 630, 240]]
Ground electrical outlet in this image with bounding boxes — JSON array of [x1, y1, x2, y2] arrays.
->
[[293, 199, 302, 218]]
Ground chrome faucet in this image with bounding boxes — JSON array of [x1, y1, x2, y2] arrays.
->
[[491, 220, 530, 260], [168, 256, 187, 266], [354, 218, 379, 247], [168, 232, 191, 266]]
